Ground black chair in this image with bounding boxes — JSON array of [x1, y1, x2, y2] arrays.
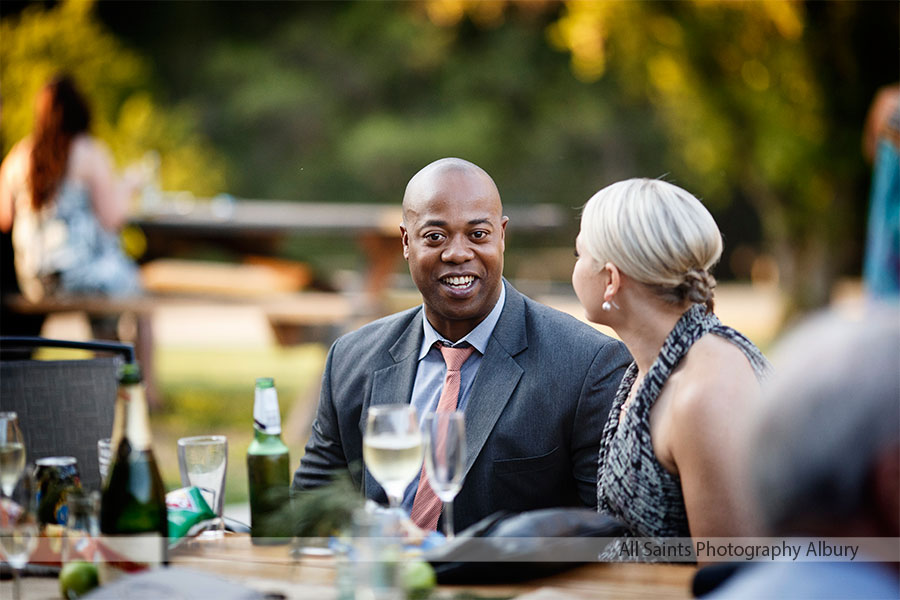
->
[[0, 336, 134, 493]]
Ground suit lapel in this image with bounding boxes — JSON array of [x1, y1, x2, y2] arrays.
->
[[361, 307, 423, 498], [462, 281, 527, 480]]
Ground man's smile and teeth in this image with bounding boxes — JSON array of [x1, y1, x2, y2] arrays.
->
[[441, 274, 477, 291]]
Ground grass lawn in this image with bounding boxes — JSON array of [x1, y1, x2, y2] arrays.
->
[[150, 343, 327, 505]]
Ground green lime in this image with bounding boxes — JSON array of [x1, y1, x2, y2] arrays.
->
[[59, 560, 99, 599], [402, 559, 436, 598]]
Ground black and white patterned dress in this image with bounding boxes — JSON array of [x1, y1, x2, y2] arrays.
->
[[597, 304, 771, 546]]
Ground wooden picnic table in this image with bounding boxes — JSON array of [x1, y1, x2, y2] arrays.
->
[[4, 533, 697, 599], [130, 197, 567, 301]]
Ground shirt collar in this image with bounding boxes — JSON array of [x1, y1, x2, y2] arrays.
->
[[419, 283, 506, 360]]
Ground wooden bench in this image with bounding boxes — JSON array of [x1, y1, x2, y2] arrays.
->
[[2, 290, 356, 347]]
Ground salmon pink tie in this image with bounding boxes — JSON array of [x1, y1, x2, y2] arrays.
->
[[410, 344, 474, 530]]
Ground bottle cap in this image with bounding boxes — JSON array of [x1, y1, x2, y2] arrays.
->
[[255, 377, 274, 389]]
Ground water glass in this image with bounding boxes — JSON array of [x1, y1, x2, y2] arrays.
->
[[348, 507, 404, 600], [177, 435, 227, 538], [63, 489, 100, 564]]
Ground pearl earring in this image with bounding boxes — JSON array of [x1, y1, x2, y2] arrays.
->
[[601, 301, 612, 312]]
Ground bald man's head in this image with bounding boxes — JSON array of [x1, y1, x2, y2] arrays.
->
[[402, 158, 501, 224], [399, 157, 508, 341]]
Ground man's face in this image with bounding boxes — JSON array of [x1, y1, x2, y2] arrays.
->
[[401, 169, 508, 342]]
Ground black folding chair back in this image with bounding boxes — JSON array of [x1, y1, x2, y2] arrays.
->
[[0, 337, 134, 493]]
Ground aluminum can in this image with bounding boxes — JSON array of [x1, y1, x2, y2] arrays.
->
[[34, 456, 82, 527]]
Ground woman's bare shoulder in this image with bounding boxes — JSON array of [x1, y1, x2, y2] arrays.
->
[[670, 333, 759, 416], [68, 134, 113, 176], [0, 139, 33, 193], [69, 134, 107, 160], [2, 137, 32, 168]]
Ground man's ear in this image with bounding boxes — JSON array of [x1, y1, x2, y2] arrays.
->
[[400, 224, 410, 260], [499, 216, 509, 252]]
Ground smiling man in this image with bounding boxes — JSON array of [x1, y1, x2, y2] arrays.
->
[[293, 158, 630, 532]]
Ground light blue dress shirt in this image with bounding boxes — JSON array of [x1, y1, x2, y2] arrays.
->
[[400, 284, 506, 512]]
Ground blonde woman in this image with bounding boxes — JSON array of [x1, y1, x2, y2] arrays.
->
[[572, 178, 771, 545]]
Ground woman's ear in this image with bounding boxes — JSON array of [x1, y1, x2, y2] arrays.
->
[[604, 262, 621, 302]]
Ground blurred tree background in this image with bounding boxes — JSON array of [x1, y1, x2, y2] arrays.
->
[[0, 0, 227, 195], [3, 0, 896, 504], [2, 0, 898, 317]]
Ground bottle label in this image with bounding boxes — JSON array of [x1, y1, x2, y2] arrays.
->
[[253, 386, 282, 434], [96, 534, 165, 584]]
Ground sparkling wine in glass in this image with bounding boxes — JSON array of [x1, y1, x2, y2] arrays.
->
[[363, 405, 423, 509], [423, 411, 466, 538], [0, 466, 39, 600], [0, 412, 26, 498]]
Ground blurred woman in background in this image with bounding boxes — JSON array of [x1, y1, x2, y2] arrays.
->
[[0, 74, 142, 305], [1, 75, 156, 399], [572, 178, 771, 549]]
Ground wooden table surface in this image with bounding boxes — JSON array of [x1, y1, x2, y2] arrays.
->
[[4, 534, 696, 599]]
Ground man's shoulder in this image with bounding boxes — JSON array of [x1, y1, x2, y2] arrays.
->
[[331, 305, 421, 352], [519, 292, 617, 347]]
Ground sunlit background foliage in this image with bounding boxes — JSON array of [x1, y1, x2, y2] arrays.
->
[[2, 0, 897, 315]]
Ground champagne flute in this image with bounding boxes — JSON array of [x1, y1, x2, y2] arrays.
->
[[362, 405, 423, 510], [0, 466, 39, 600], [423, 411, 466, 538], [0, 412, 26, 498]]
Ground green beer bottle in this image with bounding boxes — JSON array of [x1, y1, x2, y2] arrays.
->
[[247, 377, 290, 544], [99, 362, 168, 582]]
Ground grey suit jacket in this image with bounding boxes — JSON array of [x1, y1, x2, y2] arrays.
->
[[293, 280, 631, 531]]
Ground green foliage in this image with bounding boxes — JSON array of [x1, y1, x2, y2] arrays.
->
[[160, 1, 654, 210], [543, 0, 897, 312], [288, 471, 365, 538], [0, 0, 227, 196]]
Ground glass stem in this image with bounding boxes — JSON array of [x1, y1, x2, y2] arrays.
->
[[13, 568, 21, 600], [443, 500, 455, 538]]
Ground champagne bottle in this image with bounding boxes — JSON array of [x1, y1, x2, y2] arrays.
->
[[99, 362, 168, 582], [247, 377, 290, 545]]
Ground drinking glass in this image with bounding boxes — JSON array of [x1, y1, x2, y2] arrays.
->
[[423, 411, 466, 538], [177, 435, 228, 539], [63, 489, 100, 564], [348, 507, 404, 600], [0, 412, 26, 498], [362, 405, 423, 509], [0, 466, 38, 600]]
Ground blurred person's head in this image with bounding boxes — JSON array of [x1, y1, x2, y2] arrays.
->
[[574, 178, 722, 321], [747, 307, 900, 537], [400, 157, 508, 342], [29, 74, 92, 209]]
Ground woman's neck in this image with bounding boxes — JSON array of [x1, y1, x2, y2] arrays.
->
[[614, 301, 691, 374]]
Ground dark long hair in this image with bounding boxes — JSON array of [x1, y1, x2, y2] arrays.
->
[[28, 75, 91, 210]]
